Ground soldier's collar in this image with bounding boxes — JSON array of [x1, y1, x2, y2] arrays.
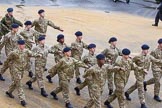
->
[[110, 45, 115, 49]]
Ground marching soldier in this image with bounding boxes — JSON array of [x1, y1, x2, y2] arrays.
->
[[125, 44, 162, 108], [71, 31, 88, 84], [104, 48, 142, 108], [144, 38, 162, 102], [32, 9, 63, 35], [26, 36, 54, 97], [20, 20, 42, 77], [83, 54, 114, 108], [74, 43, 97, 96], [50, 47, 88, 108], [1, 8, 23, 33], [46, 34, 68, 83], [4, 40, 41, 107], [0, 24, 23, 81], [101, 37, 122, 95]]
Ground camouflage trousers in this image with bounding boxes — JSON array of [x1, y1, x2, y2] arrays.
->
[[52, 79, 70, 103], [26, 59, 32, 72], [126, 72, 145, 104], [7, 70, 25, 101], [73, 55, 81, 78], [107, 82, 125, 108], [85, 84, 102, 108], [145, 70, 162, 96], [30, 64, 45, 89], [0, 62, 14, 80], [48, 64, 58, 78], [107, 72, 114, 91]]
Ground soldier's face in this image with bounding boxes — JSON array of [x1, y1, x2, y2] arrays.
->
[[59, 38, 64, 43], [40, 12, 45, 17], [8, 12, 13, 16], [19, 44, 25, 50], [89, 48, 95, 53], [40, 40, 45, 44], [123, 55, 129, 59], [142, 50, 149, 55], [12, 28, 19, 33], [97, 59, 105, 66], [111, 41, 117, 46], [26, 25, 32, 29], [65, 51, 71, 57], [77, 36, 82, 41], [159, 43, 162, 48]]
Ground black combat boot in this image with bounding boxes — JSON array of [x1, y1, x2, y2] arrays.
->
[[26, 81, 33, 90], [152, 23, 158, 27], [46, 75, 53, 83], [74, 87, 80, 96], [143, 81, 147, 91], [50, 91, 58, 100], [28, 71, 33, 78], [125, 92, 131, 101], [6, 91, 14, 98], [65, 102, 73, 108], [154, 95, 162, 102], [104, 100, 113, 108], [0, 74, 5, 81], [0, 61, 3, 65], [141, 103, 147, 108], [21, 100, 26, 107], [41, 88, 48, 97], [109, 89, 113, 95], [76, 77, 82, 84]]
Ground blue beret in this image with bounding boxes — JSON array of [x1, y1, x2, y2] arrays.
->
[[57, 34, 64, 42], [75, 31, 82, 37], [7, 8, 13, 12], [38, 35, 45, 41], [24, 21, 32, 25], [122, 48, 131, 55], [158, 38, 162, 44], [11, 23, 19, 28], [96, 54, 105, 60], [88, 43, 96, 49], [63, 47, 71, 53], [38, 9, 45, 14], [17, 40, 25, 45], [141, 44, 150, 50], [109, 37, 117, 43]]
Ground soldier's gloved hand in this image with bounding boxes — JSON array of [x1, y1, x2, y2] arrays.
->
[[120, 67, 125, 71]]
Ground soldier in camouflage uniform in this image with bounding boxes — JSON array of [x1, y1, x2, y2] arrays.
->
[[104, 48, 143, 108], [74, 43, 97, 96], [83, 54, 115, 108], [0, 24, 23, 81], [32, 9, 63, 35], [144, 38, 162, 102], [32, 9, 63, 71], [101, 37, 122, 95], [4, 40, 41, 107], [71, 31, 88, 84], [46, 34, 68, 83], [26, 36, 54, 97], [20, 20, 42, 77], [1, 8, 23, 34], [0, 22, 10, 65], [50, 47, 88, 108], [125, 44, 162, 108]]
